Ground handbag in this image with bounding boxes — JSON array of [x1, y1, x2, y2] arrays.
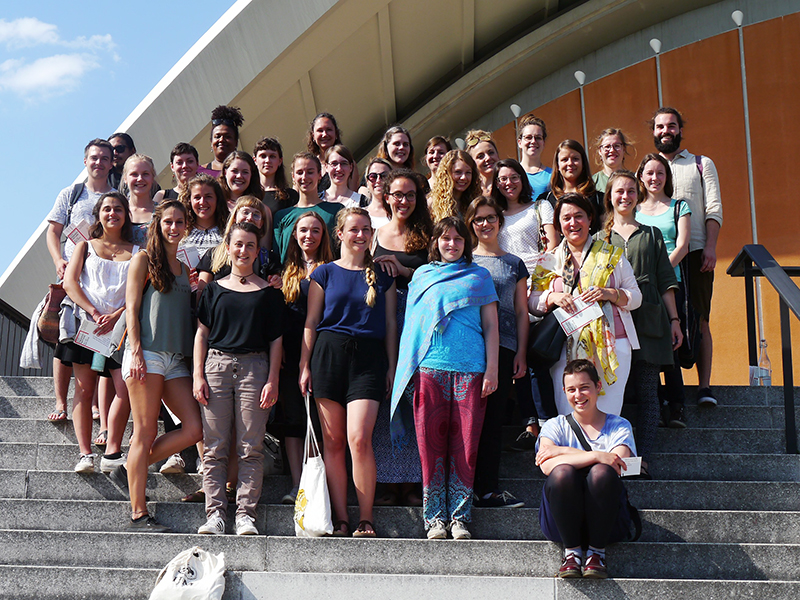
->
[[527, 311, 566, 368], [565, 414, 641, 542], [262, 430, 283, 476], [294, 393, 333, 537], [37, 284, 67, 344], [149, 546, 225, 600]]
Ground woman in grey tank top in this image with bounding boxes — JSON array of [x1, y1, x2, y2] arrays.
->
[[112, 199, 203, 532]]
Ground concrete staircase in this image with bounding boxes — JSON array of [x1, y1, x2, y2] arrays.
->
[[1, 376, 799, 599]]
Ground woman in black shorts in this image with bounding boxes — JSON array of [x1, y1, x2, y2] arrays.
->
[[299, 207, 397, 537]]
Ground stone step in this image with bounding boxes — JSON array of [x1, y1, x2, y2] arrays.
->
[[0, 417, 162, 444], [264, 537, 800, 581], [2, 499, 799, 544], [0, 565, 158, 600], [500, 452, 800, 481], [0, 529, 266, 571], [5, 469, 800, 510], [2, 530, 799, 581]]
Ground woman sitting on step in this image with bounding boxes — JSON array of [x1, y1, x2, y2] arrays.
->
[[536, 359, 636, 579]]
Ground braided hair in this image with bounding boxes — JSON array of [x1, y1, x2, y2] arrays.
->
[[335, 207, 378, 307]]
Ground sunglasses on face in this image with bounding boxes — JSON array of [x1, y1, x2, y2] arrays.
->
[[367, 172, 388, 183], [113, 145, 128, 154]]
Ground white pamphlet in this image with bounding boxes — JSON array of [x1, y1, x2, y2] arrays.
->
[[553, 298, 604, 336], [177, 246, 200, 269], [620, 456, 642, 477], [64, 220, 91, 245], [73, 319, 117, 357]]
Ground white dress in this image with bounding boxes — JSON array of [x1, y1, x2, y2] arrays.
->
[[80, 242, 139, 315]]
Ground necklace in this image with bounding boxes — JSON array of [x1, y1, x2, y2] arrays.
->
[[234, 271, 255, 284]]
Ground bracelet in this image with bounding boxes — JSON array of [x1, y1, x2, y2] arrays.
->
[[613, 288, 620, 304], [670, 317, 680, 322]]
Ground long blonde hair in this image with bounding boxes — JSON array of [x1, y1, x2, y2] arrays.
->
[[428, 150, 480, 222], [335, 207, 378, 307], [209, 195, 266, 273], [282, 211, 334, 304]]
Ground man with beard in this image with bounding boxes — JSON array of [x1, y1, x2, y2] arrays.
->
[[651, 107, 722, 407]]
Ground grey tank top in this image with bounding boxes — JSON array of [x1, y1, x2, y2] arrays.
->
[[138, 263, 193, 355]]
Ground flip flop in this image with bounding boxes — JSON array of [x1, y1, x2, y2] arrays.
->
[[353, 520, 377, 538], [92, 408, 101, 421], [48, 410, 68, 422], [180, 489, 205, 503], [94, 430, 108, 447], [331, 520, 350, 537]]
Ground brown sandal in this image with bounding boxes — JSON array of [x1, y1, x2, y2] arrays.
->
[[332, 520, 350, 537], [353, 520, 376, 538]]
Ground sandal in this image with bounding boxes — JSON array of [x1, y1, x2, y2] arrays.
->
[[94, 430, 108, 447], [331, 520, 350, 537], [180, 489, 205, 502], [48, 409, 68, 422], [92, 407, 101, 421], [353, 520, 377, 538]]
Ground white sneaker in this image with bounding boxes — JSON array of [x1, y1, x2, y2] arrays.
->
[[426, 519, 448, 539], [196, 457, 204, 476], [198, 515, 225, 535], [100, 454, 126, 474], [74, 453, 96, 473], [160, 453, 185, 474], [235, 514, 258, 535], [450, 520, 471, 540]]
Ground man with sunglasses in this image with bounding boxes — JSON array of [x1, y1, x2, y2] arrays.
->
[[108, 132, 160, 198]]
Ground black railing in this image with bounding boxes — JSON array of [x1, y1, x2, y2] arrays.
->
[[728, 245, 800, 454]]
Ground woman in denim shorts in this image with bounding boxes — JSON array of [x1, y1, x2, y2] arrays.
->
[[115, 199, 203, 532], [193, 221, 284, 535]]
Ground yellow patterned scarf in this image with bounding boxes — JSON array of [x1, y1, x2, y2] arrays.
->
[[573, 240, 624, 385]]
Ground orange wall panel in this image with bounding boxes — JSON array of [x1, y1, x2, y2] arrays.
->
[[522, 90, 584, 168]]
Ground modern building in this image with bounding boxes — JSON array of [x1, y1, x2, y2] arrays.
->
[[2, 0, 799, 382]]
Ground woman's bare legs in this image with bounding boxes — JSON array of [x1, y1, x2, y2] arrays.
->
[[71, 364, 98, 456], [105, 370, 130, 455]]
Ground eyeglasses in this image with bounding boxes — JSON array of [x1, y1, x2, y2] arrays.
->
[[327, 160, 350, 170], [367, 172, 388, 183], [473, 214, 499, 225], [112, 145, 128, 154], [465, 133, 492, 147], [601, 143, 623, 153], [238, 208, 263, 221], [520, 135, 544, 143], [389, 191, 417, 202], [497, 175, 521, 184]]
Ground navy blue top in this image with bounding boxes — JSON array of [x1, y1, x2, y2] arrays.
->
[[310, 262, 395, 339]]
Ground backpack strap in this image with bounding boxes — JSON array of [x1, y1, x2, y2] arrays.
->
[[66, 182, 85, 227], [565, 414, 592, 451]]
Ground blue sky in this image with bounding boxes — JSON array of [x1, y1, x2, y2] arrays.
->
[[0, 2, 233, 276]]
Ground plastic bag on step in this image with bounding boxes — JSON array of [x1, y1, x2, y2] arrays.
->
[[149, 546, 225, 600]]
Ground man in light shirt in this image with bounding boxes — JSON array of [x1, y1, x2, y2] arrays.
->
[[652, 107, 722, 407]]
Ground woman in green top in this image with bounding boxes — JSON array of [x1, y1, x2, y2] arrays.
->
[[591, 128, 633, 194], [115, 199, 203, 532], [599, 171, 682, 477]]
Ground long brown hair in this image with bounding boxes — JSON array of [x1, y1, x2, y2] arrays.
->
[[219, 151, 263, 201], [549, 139, 596, 199], [180, 173, 229, 232], [381, 169, 432, 253], [281, 211, 334, 304], [89, 192, 134, 242], [146, 199, 187, 293]]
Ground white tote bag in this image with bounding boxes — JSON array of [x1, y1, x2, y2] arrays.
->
[[149, 546, 225, 600], [294, 394, 333, 537]]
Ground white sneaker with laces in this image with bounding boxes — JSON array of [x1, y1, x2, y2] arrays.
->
[[160, 453, 185, 474], [450, 520, 471, 540], [198, 515, 226, 535], [74, 453, 96, 473], [236, 514, 258, 535], [426, 519, 448, 539]]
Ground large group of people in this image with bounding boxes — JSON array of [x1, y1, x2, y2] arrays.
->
[[41, 103, 722, 578]]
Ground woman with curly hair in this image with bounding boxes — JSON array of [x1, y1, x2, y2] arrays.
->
[[201, 105, 244, 177], [371, 169, 432, 506], [428, 150, 480, 222], [299, 207, 398, 538], [179, 174, 230, 261], [111, 199, 203, 532]]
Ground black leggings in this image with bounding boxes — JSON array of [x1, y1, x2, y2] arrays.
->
[[543, 463, 623, 548]]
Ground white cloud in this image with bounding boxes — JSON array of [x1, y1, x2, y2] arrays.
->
[[0, 18, 115, 51], [0, 54, 100, 97]]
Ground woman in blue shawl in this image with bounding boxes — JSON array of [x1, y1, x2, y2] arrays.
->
[[391, 216, 499, 540]]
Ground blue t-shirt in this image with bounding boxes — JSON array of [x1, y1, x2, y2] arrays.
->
[[473, 253, 528, 352], [636, 199, 691, 282], [526, 168, 552, 199], [310, 262, 394, 339], [420, 305, 486, 373], [536, 413, 637, 455]]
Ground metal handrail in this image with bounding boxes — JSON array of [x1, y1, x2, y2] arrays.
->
[[728, 245, 800, 454]]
